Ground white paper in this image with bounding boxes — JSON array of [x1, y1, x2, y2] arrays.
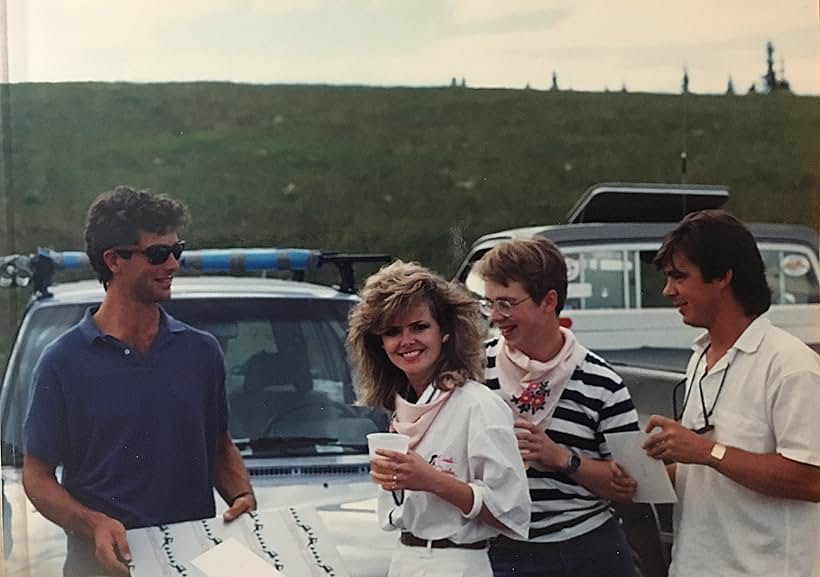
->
[[127, 508, 351, 577], [604, 431, 678, 503], [191, 537, 287, 577]]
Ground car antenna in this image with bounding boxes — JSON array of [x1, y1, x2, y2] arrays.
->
[[680, 65, 689, 215]]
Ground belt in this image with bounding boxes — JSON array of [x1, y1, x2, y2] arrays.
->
[[400, 532, 488, 550]]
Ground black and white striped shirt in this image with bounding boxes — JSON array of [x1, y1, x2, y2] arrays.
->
[[485, 336, 639, 542]]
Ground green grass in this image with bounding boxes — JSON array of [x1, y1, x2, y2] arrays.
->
[[1, 83, 818, 367]]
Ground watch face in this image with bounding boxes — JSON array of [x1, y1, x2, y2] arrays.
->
[[710, 443, 727, 460], [565, 450, 581, 474]]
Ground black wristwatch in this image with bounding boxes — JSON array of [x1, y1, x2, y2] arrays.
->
[[561, 448, 582, 475]]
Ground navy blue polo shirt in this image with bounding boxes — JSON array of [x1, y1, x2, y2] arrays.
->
[[24, 306, 228, 530]]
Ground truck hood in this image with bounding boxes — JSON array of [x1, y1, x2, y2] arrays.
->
[[2, 456, 395, 577]]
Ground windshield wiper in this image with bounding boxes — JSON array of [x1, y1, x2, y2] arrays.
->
[[234, 436, 367, 455], [241, 436, 337, 449]]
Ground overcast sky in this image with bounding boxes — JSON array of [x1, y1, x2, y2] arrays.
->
[[4, 0, 818, 94]]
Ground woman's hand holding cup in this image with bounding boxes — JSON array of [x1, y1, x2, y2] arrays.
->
[[368, 433, 410, 491]]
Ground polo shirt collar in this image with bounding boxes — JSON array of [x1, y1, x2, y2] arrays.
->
[[78, 305, 186, 344], [692, 314, 771, 356], [732, 314, 770, 353]]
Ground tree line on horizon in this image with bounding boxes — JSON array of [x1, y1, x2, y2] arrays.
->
[[451, 41, 795, 96]]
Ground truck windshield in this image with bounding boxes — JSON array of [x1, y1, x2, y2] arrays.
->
[[1, 297, 386, 465]]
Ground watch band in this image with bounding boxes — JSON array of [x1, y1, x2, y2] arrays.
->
[[229, 490, 255, 506], [561, 448, 582, 475]]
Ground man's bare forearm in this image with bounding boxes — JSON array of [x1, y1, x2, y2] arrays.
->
[[712, 447, 820, 502], [213, 433, 254, 505], [23, 455, 107, 539]]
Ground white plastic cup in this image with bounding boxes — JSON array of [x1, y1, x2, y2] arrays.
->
[[367, 433, 410, 459]]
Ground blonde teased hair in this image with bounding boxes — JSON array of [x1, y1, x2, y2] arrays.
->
[[347, 260, 486, 412]]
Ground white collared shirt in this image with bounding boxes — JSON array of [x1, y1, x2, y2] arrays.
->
[[378, 380, 531, 543], [671, 315, 820, 577]]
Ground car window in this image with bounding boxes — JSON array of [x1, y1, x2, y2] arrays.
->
[[463, 251, 488, 297], [761, 246, 819, 305], [1, 304, 86, 465], [565, 249, 630, 310], [636, 250, 671, 308], [461, 241, 819, 312]]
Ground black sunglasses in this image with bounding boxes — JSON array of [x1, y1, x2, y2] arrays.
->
[[113, 240, 185, 265]]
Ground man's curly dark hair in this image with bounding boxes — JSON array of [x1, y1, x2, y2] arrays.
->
[[85, 185, 189, 288]]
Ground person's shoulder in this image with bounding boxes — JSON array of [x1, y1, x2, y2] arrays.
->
[[459, 382, 515, 432], [37, 323, 87, 366], [760, 324, 820, 371], [166, 313, 221, 349], [458, 379, 509, 414], [572, 345, 627, 391]]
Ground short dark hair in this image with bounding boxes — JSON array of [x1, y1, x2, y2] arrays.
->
[[85, 186, 189, 287], [654, 209, 771, 317], [477, 237, 568, 315]]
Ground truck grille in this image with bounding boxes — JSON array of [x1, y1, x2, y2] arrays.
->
[[248, 463, 370, 478]]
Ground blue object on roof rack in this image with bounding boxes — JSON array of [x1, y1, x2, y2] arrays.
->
[[181, 248, 319, 273], [1, 247, 390, 298]]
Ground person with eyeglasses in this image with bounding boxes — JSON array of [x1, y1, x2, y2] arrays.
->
[[643, 210, 820, 577], [22, 186, 255, 577], [476, 237, 640, 577]]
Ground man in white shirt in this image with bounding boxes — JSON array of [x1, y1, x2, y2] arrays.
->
[[644, 209, 820, 577]]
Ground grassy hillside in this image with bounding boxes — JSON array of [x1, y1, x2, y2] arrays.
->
[[1, 82, 818, 364]]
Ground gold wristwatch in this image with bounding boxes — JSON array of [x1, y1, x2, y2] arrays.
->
[[709, 442, 727, 467]]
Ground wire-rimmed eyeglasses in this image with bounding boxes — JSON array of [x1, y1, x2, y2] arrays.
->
[[478, 296, 531, 318]]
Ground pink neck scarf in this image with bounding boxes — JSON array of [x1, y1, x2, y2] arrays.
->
[[496, 327, 580, 427], [391, 384, 453, 450]]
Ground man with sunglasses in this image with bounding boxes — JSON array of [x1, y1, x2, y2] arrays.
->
[[643, 210, 820, 577], [22, 186, 255, 577], [477, 237, 640, 577]]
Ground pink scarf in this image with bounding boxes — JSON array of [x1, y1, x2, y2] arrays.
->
[[496, 327, 580, 427], [391, 385, 453, 450]]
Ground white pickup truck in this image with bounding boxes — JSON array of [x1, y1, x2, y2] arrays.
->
[[455, 182, 820, 352]]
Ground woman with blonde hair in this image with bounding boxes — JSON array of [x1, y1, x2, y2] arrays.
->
[[347, 260, 530, 577]]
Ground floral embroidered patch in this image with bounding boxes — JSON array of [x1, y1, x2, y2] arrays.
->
[[429, 454, 456, 475], [511, 381, 550, 414]]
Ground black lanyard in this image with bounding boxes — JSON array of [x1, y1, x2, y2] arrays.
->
[[679, 346, 730, 434]]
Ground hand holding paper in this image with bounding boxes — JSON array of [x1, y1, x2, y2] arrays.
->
[[604, 431, 677, 503]]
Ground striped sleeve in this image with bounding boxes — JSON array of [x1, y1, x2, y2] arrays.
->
[[484, 338, 501, 390], [582, 351, 640, 457]]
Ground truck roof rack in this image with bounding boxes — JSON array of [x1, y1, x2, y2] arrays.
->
[[566, 182, 730, 224], [1, 248, 391, 298]]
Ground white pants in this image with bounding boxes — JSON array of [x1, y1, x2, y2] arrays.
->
[[387, 542, 492, 577]]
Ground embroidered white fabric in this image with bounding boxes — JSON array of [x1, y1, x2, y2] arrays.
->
[[379, 380, 530, 544]]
